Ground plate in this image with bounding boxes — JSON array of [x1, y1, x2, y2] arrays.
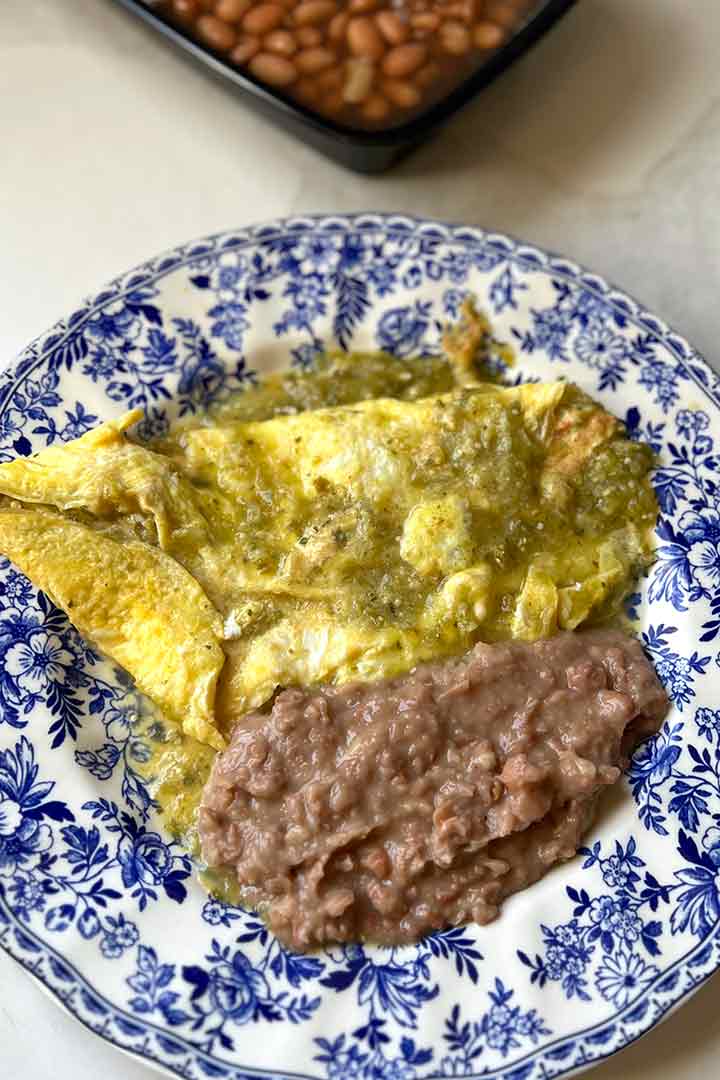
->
[[1, 214, 719, 1080]]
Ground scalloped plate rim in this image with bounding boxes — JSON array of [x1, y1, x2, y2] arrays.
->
[[0, 213, 719, 1080]]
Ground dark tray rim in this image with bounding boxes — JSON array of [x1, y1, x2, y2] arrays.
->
[[112, 0, 578, 146]]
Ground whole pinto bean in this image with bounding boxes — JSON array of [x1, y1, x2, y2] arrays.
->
[[231, 34, 261, 62], [242, 3, 284, 34], [264, 29, 297, 55], [445, 0, 475, 22], [410, 12, 439, 33], [362, 92, 389, 120], [347, 16, 386, 60], [473, 20, 506, 49], [382, 78, 420, 108], [214, 0, 251, 20], [295, 46, 337, 73], [248, 51, 298, 85], [439, 19, 471, 54], [342, 56, 375, 103], [294, 0, 337, 24], [172, 0, 199, 19], [196, 13, 238, 49], [375, 10, 409, 45], [484, 0, 521, 29], [381, 42, 426, 78]]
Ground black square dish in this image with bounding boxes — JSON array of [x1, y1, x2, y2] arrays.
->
[[113, 0, 577, 172]]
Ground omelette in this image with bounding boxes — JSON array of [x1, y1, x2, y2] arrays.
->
[[0, 303, 658, 838]]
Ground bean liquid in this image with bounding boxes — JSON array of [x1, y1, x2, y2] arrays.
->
[[147, 0, 541, 129]]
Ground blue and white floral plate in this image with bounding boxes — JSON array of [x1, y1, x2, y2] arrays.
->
[[1, 214, 720, 1080]]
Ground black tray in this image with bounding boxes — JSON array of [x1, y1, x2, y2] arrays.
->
[[113, 0, 577, 173]]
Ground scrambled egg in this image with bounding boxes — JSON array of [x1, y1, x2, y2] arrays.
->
[[0, 306, 658, 756]]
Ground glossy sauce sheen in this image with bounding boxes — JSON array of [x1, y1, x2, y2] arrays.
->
[[199, 629, 669, 949], [153, 0, 539, 128]]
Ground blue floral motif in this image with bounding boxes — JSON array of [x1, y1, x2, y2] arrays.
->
[[186, 232, 529, 367], [172, 317, 253, 416], [668, 830, 720, 937], [696, 707, 720, 740], [320, 944, 438, 1028], [83, 292, 178, 410], [645, 407, 720, 638], [201, 896, 243, 928], [518, 838, 667, 1001], [291, 341, 324, 370], [4, 628, 74, 696], [624, 406, 665, 454], [0, 735, 185, 958], [376, 301, 432, 357], [8, 869, 47, 921], [118, 830, 178, 895], [127, 944, 190, 1026], [488, 266, 527, 313], [0, 565, 151, 815], [0, 740, 54, 876], [595, 949, 659, 1009], [520, 794, 720, 1002], [575, 326, 628, 373], [175, 935, 322, 1051], [0, 371, 62, 462], [629, 702, 720, 939], [32, 401, 99, 445], [442, 288, 466, 318], [521, 305, 574, 362], [640, 624, 710, 710], [315, 980, 549, 1079], [206, 948, 270, 1024], [0, 569, 33, 608], [85, 799, 191, 910], [629, 722, 684, 834], [100, 913, 140, 958], [511, 281, 692, 404], [0, 736, 146, 956], [208, 301, 250, 350], [0, 408, 27, 446]]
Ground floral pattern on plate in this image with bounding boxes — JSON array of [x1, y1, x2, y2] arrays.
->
[[1, 214, 719, 1080]]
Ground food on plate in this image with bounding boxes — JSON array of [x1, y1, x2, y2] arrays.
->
[[0, 380, 655, 741], [0, 301, 665, 947], [0, 508, 225, 749], [199, 629, 669, 948], [157, 0, 539, 128]]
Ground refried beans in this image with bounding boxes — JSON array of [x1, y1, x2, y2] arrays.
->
[[199, 629, 669, 949]]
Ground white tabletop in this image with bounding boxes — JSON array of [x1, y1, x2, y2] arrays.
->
[[1, 0, 719, 1076]]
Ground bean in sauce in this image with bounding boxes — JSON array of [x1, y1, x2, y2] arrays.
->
[[156, 0, 540, 128], [215, 0, 251, 18], [264, 28, 298, 54], [296, 25, 324, 45], [249, 51, 298, 83]]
